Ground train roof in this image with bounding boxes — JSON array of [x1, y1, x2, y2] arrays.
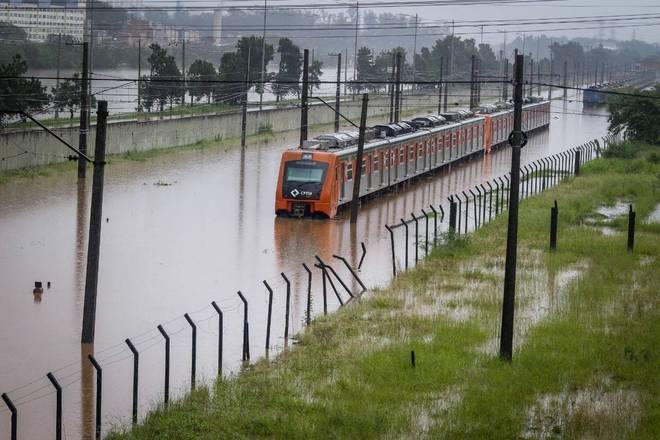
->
[[298, 100, 547, 156]]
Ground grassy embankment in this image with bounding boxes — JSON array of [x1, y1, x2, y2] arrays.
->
[[108, 142, 659, 439]]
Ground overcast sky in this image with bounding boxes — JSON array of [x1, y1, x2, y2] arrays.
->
[[151, 0, 660, 44]]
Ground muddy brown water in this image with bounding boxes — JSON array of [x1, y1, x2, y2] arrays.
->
[[0, 98, 609, 439]]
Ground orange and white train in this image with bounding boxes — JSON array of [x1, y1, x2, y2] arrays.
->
[[275, 98, 550, 218]]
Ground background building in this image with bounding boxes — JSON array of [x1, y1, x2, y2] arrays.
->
[[0, 1, 85, 41]]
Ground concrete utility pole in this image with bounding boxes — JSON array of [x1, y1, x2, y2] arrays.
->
[[300, 49, 309, 146], [438, 55, 444, 113], [443, 56, 449, 111], [503, 59, 509, 101], [549, 53, 553, 100], [181, 38, 186, 106], [499, 51, 524, 362], [241, 48, 251, 147], [470, 55, 477, 109], [393, 52, 402, 123], [350, 93, 369, 224], [137, 39, 142, 112], [55, 33, 62, 119], [259, 0, 267, 110], [334, 53, 342, 132], [412, 13, 418, 89], [389, 52, 395, 122], [352, 2, 359, 95], [563, 60, 568, 99], [81, 101, 109, 344], [78, 42, 90, 179]]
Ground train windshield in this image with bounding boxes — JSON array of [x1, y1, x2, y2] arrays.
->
[[284, 161, 328, 183]]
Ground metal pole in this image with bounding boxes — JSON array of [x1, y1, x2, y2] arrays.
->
[[401, 218, 409, 270], [389, 52, 395, 123], [385, 225, 396, 277], [55, 33, 62, 119], [300, 49, 309, 145], [1, 393, 17, 440], [47, 373, 62, 440], [241, 47, 250, 148], [184, 313, 197, 390], [499, 51, 524, 362], [302, 263, 312, 324], [259, 0, 267, 110], [125, 338, 139, 425], [627, 205, 636, 252], [137, 38, 141, 111], [87, 355, 103, 440], [550, 200, 558, 251], [394, 53, 401, 122], [443, 56, 449, 111], [211, 301, 223, 376], [263, 280, 273, 351], [78, 41, 90, 178], [350, 93, 369, 224], [335, 53, 342, 131], [438, 56, 444, 114], [353, 2, 359, 92], [281, 273, 291, 340], [81, 101, 108, 344], [157, 325, 170, 405], [237, 291, 250, 361]]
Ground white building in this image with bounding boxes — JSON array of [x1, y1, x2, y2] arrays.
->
[[0, 2, 85, 42]]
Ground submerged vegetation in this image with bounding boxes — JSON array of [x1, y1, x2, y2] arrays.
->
[[108, 142, 659, 439]]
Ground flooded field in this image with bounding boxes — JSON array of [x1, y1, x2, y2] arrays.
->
[[0, 97, 609, 439]]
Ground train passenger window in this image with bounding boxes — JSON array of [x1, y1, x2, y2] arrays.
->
[[373, 155, 379, 171], [346, 163, 353, 181], [361, 158, 367, 175], [409, 146, 415, 161], [383, 153, 389, 168], [399, 147, 404, 162]]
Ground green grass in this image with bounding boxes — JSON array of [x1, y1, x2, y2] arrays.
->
[[107, 142, 659, 439]]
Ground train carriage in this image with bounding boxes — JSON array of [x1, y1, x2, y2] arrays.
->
[[275, 100, 550, 218]]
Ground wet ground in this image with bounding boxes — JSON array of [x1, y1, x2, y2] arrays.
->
[[0, 96, 609, 439]]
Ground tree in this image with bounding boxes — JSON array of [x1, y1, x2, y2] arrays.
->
[[52, 73, 81, 119], [187, 60, 217, 104], [0, 22, 27, 41], [273, 38, 302, 101], [142, 44, 182, 112], [216, 37, 275, 105], [608, 85, 660, 144], [0, 55, 48, 125], [309, 59, 323, 93]]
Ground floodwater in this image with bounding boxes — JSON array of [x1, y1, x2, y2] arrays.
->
[[0, 96, 609, 439]]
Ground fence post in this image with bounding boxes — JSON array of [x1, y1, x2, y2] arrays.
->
[[87, 355, 103, 440], [385, 225, 396, 277], [474, 187, 482, 227], [550, 200, 558, 251], [410, 213, 419, 264], [400, 218, 409, 270], [627, 205, 636, 252], [503, 176, 510, 208], [302, 263, 313, 323], [429, 206, 438, 246], [462, 191, 470, 234], [315, 261, 343, 306], [574, 149, 581, 175], [333, 255, 367, 293], [184, 313, 197, 390], [321, 264, 328, 314], [1, 393, 17, 440], [469, 189, 478, 230], [456, 195, 463, 235], [281, 273, 291, 340], [46, 373, 62, 440], [125, 338, 139, 425], [157, 325, 170, 405], [421, 209, 429, 256], [237, 291, 250, 361], [358, 242, 367, 270], [542, 158, 549, 190], [317, 255, 353, 298], [486, 182, 493, 221], [211, 301, 223, 377], [480, 184, 488, 223], [263, 280, 274, 352], [448, 197, 457, 234]]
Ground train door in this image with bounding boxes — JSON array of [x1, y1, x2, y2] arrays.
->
[[380, 151, 385, 186]]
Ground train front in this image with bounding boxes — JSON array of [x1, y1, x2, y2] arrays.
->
[[275, 149, 336, 218]]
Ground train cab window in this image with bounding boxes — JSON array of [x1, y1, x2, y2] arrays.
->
[[284, 161, 328, 184], [346, 163, 353, 181]]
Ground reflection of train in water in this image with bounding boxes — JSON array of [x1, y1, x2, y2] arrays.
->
[[275, 98, 551, 218]]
